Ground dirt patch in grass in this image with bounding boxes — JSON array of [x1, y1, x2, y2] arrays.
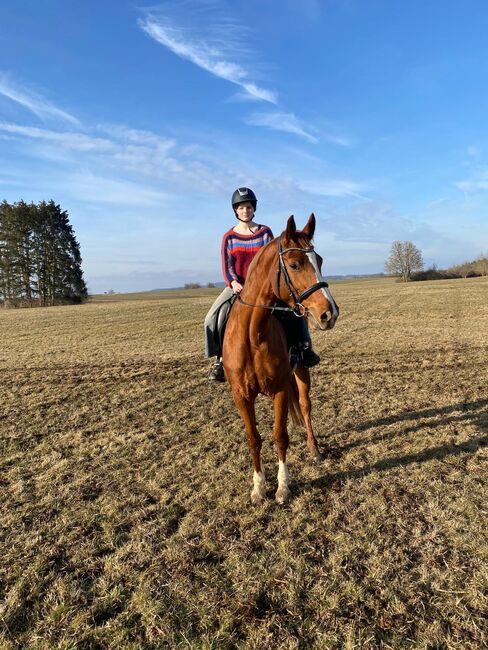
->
[[1, 278, 487, 648]]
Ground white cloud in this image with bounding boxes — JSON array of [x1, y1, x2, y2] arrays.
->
[[0, 121, 226, 190], [324, 134, 353, 147], [139, 13, 277, 104], [97, 123, 176, 150], [0, 73, 80, 125], [0, 123, 115, 151], [245, 111, 318, 143], [455, 171, 488, 193], [317, 201, 446, 246], [66, 172, 169, 207], [0, 119, 369, 214], [299, 179, 369, 199]]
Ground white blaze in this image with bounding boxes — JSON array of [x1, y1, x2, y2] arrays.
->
[[306, 251, 339, 325]]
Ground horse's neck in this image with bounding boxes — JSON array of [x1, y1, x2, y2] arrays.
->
[[240, 249, 276, 326]]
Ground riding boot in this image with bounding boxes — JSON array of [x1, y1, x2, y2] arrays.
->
[[297, 319, 321, 368], [300, 341, 321, 368], [208, 357, 225, 382]]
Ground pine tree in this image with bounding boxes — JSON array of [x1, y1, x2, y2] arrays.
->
[[0, 201, 17, 305], [0, 200, 87, 307]]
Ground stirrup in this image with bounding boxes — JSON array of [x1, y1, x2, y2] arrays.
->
[[208, 360, 225, 383]]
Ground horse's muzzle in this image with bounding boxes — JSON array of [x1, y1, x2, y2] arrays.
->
[[320, 303, 339, 330]]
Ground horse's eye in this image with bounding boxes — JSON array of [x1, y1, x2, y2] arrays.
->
[[289, 262, 299, 270]]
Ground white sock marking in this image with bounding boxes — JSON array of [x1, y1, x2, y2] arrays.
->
[[253, 470, 266, 497], [277, 460, 289, 489]]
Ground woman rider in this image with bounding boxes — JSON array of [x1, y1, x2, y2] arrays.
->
[[204, 187, 320, 382]]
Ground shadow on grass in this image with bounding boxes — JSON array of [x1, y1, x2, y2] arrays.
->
[[299, 400, 488, 492], [339, 398, 488, 435], [302, 433, 488, 492], [335, 398, 488, 454]]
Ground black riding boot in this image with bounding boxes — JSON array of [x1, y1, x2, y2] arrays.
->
[[297, 318, 320, 368], [275, 306, 320, 369]]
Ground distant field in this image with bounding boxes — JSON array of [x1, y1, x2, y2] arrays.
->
[[1, 276, 487, 648]]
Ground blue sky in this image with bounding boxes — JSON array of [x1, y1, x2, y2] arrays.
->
[[1, 0, 488, 292]]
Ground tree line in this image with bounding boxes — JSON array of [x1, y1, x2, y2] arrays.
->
[[0, 200, 87, 307], [385, 240, 488, 282]]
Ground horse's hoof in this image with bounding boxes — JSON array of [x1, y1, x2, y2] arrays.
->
[[275, 487, 291, 505], [251, 490, 266, 505], [311, 450, 324, 463]]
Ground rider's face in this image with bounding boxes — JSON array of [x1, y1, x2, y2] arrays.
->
[[235, 202, 255, 221]]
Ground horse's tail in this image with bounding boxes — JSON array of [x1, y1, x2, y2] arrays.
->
[[288, 374, 304, 428]]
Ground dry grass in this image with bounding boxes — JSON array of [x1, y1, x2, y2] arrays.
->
[[1, 278, 487, 649]]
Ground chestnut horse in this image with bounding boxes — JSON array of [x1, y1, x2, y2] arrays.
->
[[223, 214, 339, 504]]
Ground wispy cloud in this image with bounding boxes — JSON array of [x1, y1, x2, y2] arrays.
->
[[318, 202, 443, 245], [455, 170, 488, 193], [1, 119, 367, 213], [0, 123, 114, 151], [245, 111, 318, 143], [138, 6, 277, 104], [299, 178, 369, 199], [0, 121, 235, 196], [0, 73, 80, 125], [324, 134, 353, 147], [66, 171, 169, 207]]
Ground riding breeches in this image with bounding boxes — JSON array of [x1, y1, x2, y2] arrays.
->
[[204, 287, 235, 358]]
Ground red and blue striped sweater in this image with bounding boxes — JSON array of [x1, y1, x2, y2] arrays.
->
[[221, 225, 274, 286]]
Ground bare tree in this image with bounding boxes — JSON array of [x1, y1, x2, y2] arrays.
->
[[385, 240, 424, 282], [474, 253, 488, 277]]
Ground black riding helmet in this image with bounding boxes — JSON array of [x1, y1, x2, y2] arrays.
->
[[232, 187, 257, 211]]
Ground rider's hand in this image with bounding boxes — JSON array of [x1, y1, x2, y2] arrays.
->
[[231, 280, 243, 294]]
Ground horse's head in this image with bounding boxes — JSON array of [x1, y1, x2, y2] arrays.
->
[[274, 214, 339, 330]]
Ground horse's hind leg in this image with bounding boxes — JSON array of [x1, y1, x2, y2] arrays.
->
[[233, 394, 266, 504], [273, 390, 291, 504], [294, 366, 323, 462]]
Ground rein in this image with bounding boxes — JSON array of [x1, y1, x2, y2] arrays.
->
[[238, 236, 330, 318]]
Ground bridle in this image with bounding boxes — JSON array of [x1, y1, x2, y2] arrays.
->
[[238, 236, 339, 328], [276, 238, 329, 315]]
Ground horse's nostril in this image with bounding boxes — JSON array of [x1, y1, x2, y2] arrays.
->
[[320, 311, 329, 322]]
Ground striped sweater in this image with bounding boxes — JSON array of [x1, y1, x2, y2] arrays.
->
[[221, 225, 274, 286]]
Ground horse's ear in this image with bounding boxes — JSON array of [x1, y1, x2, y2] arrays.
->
[[285, 215, 296, 241], [302, 213, 316, 240]]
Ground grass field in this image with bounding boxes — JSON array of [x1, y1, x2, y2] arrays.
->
[[1, 277, 487, 649]]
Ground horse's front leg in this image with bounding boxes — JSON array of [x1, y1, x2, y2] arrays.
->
[[273, 390, 290, 504], [294, 366, 323, 462], [233, 393, 266, 504]]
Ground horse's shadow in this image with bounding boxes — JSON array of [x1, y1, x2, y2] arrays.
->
[[298, 398, 488, 493]]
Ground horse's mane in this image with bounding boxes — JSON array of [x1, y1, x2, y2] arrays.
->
[[245, 229, 313, 282], [245, 236, 276, 280]]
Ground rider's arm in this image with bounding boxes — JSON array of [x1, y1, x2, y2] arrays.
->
[[221, 233, 240, 287]]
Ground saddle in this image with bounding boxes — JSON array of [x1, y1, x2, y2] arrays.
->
[[215, 293, 237, 353], [215, 295, 302, 369]]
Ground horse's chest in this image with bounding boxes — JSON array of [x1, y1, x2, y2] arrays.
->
[[249, 350, 291, 395]]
